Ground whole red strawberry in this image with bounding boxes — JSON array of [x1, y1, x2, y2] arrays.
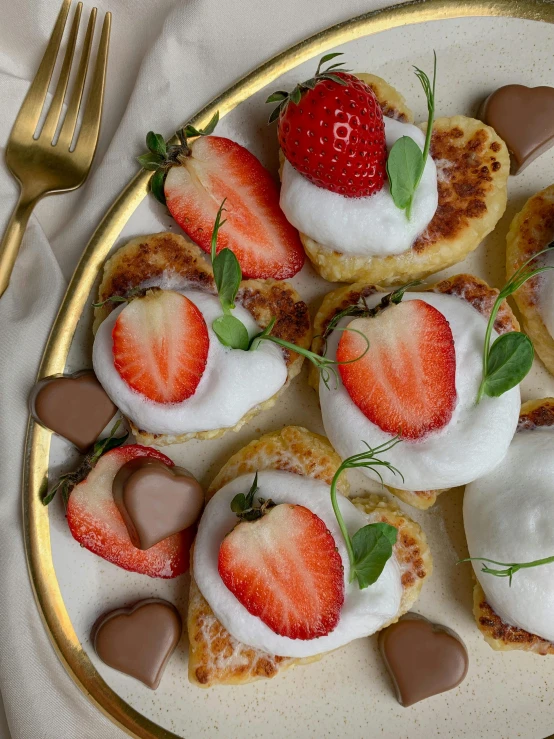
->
[[268, 54, 387, 198]]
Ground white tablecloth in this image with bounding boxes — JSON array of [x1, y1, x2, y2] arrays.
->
[[0, 1, 399, 736]]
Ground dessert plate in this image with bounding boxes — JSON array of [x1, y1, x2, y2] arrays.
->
[[24, 1, 554, 737]]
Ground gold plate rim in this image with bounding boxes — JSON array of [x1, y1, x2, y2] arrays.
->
[[23, 1, 554, 737]]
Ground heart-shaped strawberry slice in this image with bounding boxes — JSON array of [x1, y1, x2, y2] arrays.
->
[[92, 598, 182, 689], [113, 459, 204, 550], [480, 85, 554, 174], [337, 300, 457, 440], [379, 614, 468, 706], [30, 371, 117, 451]]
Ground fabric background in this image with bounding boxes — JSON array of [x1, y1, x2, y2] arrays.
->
[[0, 1, 400, 736]]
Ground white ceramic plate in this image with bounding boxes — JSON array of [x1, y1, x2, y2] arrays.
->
[[30, 3, 554, 737]]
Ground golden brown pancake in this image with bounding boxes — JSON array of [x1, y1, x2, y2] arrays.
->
[[473, 398, 554, 654], [187, 425, 432, 686], [310, 273, 519, 510], [285, 74, 509, 286], [93, 232, 311, 446], [506, 184, 554, 376]]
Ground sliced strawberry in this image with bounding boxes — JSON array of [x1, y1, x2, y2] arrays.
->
[[66, 445, 193, 578], [164, 136, 305, 279], [112, 290, 209, 404], [218, 504, 344, 640], [337, 300, 457, 440]]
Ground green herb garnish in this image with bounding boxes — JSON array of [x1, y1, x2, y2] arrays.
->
[[209, 200, 249, 350], [249, 317, 369, 390], [330, 438, 403, 589], [476, 241, 554, 402], [458, 555, 554, 587], [229, 473, 275, 522], [387, 52, 437, 219], [138, 111, 220, 204], [266, 53, 350, 123], [41, 420, 128, 507], [206, 201, 371, 377]]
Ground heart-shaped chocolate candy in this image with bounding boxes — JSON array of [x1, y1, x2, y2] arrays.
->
[[92, 599, 182, 690], [113, 459, 204, 550], [30, 371, 117, 452], [378, 614, 468, 707], [479, 84, 554, 174]]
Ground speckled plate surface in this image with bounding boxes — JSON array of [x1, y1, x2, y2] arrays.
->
[[26, 2, 554, 737]]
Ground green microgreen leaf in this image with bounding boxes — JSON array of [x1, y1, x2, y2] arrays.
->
[[150, 169, 167, 204], [213, 249, 241, 313], [137, 152, 164, 171], [146, 131, 167, 157], [476, 241, 554, 402], [212, 315, 250, 350], [386, 137, 423, 214], [458, 555, 554, 587], [351, 523, 398, 588], [329, 438, 403, 589], [387, 51, 437, 219], [481, 332, 534, 397]]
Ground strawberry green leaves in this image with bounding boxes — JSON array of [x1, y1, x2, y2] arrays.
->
[[477, 242, 554, 402], [387, 52, 437, 219], [42, 421, 128, 507], [210, 200, 250, 350], [330, 439, 403, 589], [266, 53, 349, 123], [138, 111, 220, 205]]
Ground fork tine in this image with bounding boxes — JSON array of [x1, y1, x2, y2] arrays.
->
[[57, 6, 96, 151], [12, 0, 71, 137], [40, 2, 82, 144], [73, 12, 111, 161]]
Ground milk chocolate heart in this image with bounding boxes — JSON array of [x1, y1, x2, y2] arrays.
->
[[30, 371, 117, 452], [92, 599, 182, 690], [479, 85, 554, 174], [378, 614, 468, 707], [113, 459, 204, 550]]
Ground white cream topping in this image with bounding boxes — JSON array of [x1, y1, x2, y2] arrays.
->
[[538, 250, 554, 339], [193, 470, 402, 658], [464, 429, 554, 642], [92, 290, 287, 435], [279, 117, 438, 256], [320, 292, 520, 491]]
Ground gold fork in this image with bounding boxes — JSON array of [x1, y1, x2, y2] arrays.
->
[[0, 0, 111, 298]]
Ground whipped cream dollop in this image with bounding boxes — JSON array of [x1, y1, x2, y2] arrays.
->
[[464, 428, 554, 642], [321, 292, 520, 491], [92, 289, 287, 435], [194, 470, 402, 658], [279, 117, 438, 257]]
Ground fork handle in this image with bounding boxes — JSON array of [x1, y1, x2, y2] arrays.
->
[[0, 190, 39, 298]]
